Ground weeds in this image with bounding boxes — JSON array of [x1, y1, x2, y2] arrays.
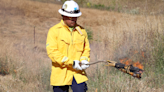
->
[[30, 0, 60, 4], [86, 27, 93, 40], [0, 56, 9, 75], [1, 0, 164, 92], [39, 65, 52, 91], [87, 15, 164, 91], [148, 31, 164, 88], [153, 34, 164, 73]]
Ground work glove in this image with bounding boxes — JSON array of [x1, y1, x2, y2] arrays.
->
[[73, 60, 82, 70], [81, 60, 90, 70]]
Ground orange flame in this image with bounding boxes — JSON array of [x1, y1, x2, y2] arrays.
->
[[119, 58, 144, 70], [133, 61, 144, 70], [119, 58, 132, 65], [119, 57, 128, 63], [125, 59, 132, 65]]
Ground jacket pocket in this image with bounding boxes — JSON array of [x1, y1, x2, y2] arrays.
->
[[60, 37, 70, 45], [75, 39, 84, 52], [59, 37, 70, 53]]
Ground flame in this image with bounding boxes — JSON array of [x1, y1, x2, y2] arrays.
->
[[119, 57, 128, 63], [119, 58, 144, 70], [125, 59, 132, 65], [133, 61, 144, 70], [119, 58, 132, 65]]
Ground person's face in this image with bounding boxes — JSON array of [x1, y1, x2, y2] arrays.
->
[[63, 16, 77, 27]]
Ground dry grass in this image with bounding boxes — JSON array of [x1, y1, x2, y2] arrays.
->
[[0, 0, 164, 92], [85, 0, 164, 15]]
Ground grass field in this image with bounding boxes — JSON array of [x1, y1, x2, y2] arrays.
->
[[0, 0, 164, 92]]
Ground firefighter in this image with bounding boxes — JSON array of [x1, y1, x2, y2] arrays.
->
[[46, 0, 91, 92]]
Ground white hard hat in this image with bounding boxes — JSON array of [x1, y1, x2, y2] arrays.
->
[[58, 0, 82, 17]]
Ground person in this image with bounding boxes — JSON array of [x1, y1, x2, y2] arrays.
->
[[46, 0, 91, 92]]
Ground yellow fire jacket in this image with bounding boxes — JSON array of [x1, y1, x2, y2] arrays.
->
[[46, 20, 90, 86]]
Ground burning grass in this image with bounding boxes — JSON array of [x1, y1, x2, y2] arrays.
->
[[119, 58, 144, 70], [0, 0, 164, 92]]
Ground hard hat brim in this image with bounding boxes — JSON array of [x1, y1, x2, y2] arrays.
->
[[58, 9, 82, 17]]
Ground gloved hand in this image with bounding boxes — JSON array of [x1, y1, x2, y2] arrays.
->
[[73, 60, 82, 70], [81, 60, 90, 70]]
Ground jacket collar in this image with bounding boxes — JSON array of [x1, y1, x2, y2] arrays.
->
[[60, 20, 83, 35], [60, 20, 69, 29]]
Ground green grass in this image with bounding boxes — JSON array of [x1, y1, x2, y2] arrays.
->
[[87, 66, 141, 92], [148, 32, 164, 88], [153, 35, 164, 74], [86, 27, 93, 40], [39, 65, 52, 91]]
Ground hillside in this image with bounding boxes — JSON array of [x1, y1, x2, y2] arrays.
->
[[0, 0, 164, 92]]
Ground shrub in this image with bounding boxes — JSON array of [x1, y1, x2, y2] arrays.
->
[[86, 28, 93, 40]]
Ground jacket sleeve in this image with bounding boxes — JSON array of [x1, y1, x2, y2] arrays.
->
[[80, 30, 91, 62], [46, 28, 73, 66]]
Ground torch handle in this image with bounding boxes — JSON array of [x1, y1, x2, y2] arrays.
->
[[79, 60, 107, 66], [87, 60, 107, 65], [82, 60, 116, 66]]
